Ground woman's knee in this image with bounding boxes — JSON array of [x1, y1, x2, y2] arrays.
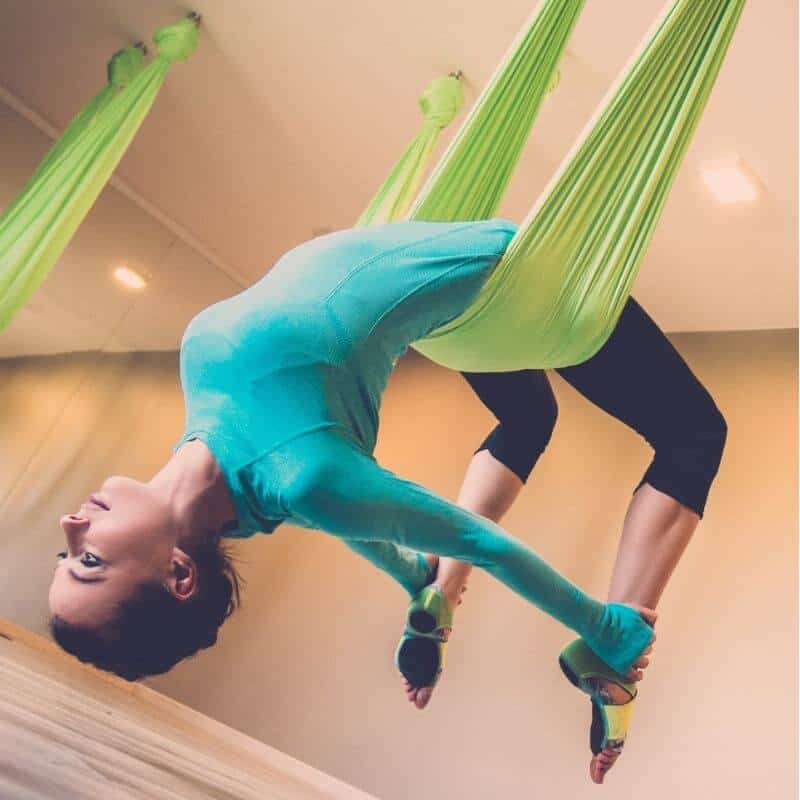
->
[[645, 399, 727, 516], [650, 380, 727, 466], [705, 403, 728, 459], [539, 388, 560, 434], [477, 393, 559, 483], [680, 399, 727, 470]]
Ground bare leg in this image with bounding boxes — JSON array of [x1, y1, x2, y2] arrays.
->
[[403, 449, 523, 709], [589, 483, 698, 783], [440, 449, 524, 596], [607, 484, 699, 608]]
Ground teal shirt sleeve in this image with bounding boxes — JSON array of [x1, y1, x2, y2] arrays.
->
[[281, 434, 653, 675]]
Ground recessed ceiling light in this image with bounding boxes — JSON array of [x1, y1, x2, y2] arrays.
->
[[113, 265, 147, 290], [700, 158, 760, 204]]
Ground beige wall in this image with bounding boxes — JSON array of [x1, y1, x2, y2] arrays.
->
[[0, 329, 796, 799]]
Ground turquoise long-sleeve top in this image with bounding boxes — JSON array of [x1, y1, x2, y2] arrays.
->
[[175, 219, 654, 675], [177, 219, 515, 537]]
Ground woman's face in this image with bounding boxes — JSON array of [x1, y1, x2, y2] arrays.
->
[[49, 476, 178, 629]]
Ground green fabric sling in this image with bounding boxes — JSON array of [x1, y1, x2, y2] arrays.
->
[[0, 17, 199, 332], [410, 0, 586, 223], [363, 0, 745, 371], [357, 75, 464, 227]]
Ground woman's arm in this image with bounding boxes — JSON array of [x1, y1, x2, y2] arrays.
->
[[283, 436, 653, 675]]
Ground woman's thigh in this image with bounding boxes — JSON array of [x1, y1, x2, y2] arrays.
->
[[555, 297, 722, 447]]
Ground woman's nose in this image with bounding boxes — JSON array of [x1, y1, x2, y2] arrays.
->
[[59, 514, 88, 549]]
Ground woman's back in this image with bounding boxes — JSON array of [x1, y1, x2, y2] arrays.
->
[[179, 220, 516, 464]]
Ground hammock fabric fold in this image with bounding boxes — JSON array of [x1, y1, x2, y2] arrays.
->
[[363, 0, 746, 372], [0, 18, 199, 332], [356, 75, 464, 227], [409, 0, 745, 371]]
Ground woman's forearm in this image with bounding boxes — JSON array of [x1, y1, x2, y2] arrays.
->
[[435, 449, 524, 596]]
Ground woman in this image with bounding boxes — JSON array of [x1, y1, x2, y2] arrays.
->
[[397, 296, 727, 783], [49, 219, 655, 694]]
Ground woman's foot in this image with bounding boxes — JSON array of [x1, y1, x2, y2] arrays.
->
[[585, 641, 653, 784], [559, 632, 654, 784], [401, 554, 466, 710], [589, 747, 623, 784]]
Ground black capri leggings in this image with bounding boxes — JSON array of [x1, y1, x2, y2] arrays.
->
[[461, 298, 727, 518]]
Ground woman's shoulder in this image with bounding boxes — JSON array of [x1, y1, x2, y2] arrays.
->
[[274, 433, 371, 508]]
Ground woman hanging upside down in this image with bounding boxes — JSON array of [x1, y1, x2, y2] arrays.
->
[[48, 220, 656, 730]]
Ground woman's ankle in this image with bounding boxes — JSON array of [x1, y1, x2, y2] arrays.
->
[[435, 559, 473, 599], [434, 578, 467, 614], [424, 553, 439, 583]]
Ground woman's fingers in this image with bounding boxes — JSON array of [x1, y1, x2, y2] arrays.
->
[[633, 604, 658, 627], [626, 646, 653, 679], [626, 648, 652, 679], [622, 601, 658, 627]]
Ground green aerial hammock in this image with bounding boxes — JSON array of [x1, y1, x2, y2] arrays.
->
[[0, 16, 200, 333], [357, 74, 464, 227], [361, 0, 746, 372]]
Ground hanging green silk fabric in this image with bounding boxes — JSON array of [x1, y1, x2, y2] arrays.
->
[[410, 0, 586, 223], [408, 0, 746, 371], [370, 0, 744, 372], [357, 75, 464, 226], [0, 18, 199, 332]]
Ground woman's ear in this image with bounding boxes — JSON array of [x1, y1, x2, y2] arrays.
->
[[167, 548, 197, 601]]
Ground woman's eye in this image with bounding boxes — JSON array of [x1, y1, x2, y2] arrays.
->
[[56, 551, 67, 560], [79, 552, 102, 568]]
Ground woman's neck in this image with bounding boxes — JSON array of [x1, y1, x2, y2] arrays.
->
[[149, 439, 238, 541]]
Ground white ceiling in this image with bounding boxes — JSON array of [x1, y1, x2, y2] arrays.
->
[[0, 0, 796, 358]]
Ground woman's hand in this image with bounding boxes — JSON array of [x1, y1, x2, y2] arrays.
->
[[619, 603, 657, 681]]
